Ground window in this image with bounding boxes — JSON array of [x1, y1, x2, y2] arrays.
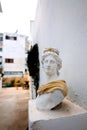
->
[[5, 58, 14, 63], [4, 71, 23, 75], [0, 48, 2, 51], [0, 56, 2, 62], [14, 37, 17, 40], [0, 37, 3, 41], [5, 35, 17, 40]]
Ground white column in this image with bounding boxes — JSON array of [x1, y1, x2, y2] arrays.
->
[[0, 77, 2, 89], [29, 76, 36, 99]]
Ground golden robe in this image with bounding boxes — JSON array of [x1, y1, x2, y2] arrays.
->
[[37, 80, 68, 97]]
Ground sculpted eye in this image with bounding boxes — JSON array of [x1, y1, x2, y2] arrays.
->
[[50, 60, 55, 64]]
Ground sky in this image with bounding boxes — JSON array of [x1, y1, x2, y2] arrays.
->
[[0, 0, 38, 36]]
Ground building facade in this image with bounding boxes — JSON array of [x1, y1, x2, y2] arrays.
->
[[0, 32, 29, 77], [0, 33, 3, 74]]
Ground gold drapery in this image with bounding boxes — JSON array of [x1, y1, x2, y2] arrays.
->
[[37, 80, 68, 97]]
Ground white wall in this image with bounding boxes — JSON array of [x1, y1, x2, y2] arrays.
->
[[30, 0, 87, 109], [3, 33, 25, 75]]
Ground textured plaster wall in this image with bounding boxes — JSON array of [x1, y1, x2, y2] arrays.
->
[[30, 0, 87, 109]]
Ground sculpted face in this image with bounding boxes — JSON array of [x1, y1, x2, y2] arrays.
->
[[43, 55, 57, 76]]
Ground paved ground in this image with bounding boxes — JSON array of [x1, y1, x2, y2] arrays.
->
[[0, 87, 30, 130]]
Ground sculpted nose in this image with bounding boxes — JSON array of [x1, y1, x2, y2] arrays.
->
[[47, 61, 51, 66]]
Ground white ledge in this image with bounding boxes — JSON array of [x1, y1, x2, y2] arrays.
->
[[28, 98, 87, 130]]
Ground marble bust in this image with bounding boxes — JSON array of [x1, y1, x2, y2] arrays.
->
[[35, 48, 68, 110]]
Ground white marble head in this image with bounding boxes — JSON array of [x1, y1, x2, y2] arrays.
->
[[41, 48, 62, 76]]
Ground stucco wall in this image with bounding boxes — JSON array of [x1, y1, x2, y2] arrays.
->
[[30, 0, 87, 109]]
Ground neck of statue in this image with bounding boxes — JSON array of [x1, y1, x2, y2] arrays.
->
[[40, 71, 60, 86], [45, 73, 59, 83]]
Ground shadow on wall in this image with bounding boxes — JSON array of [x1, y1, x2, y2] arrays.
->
[[27, 43, 40, 96]]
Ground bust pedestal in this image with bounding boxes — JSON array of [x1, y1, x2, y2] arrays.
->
[[28, 99, 87, 130]]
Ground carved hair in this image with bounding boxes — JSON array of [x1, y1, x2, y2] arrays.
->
[[41, 48, 62, 75]]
